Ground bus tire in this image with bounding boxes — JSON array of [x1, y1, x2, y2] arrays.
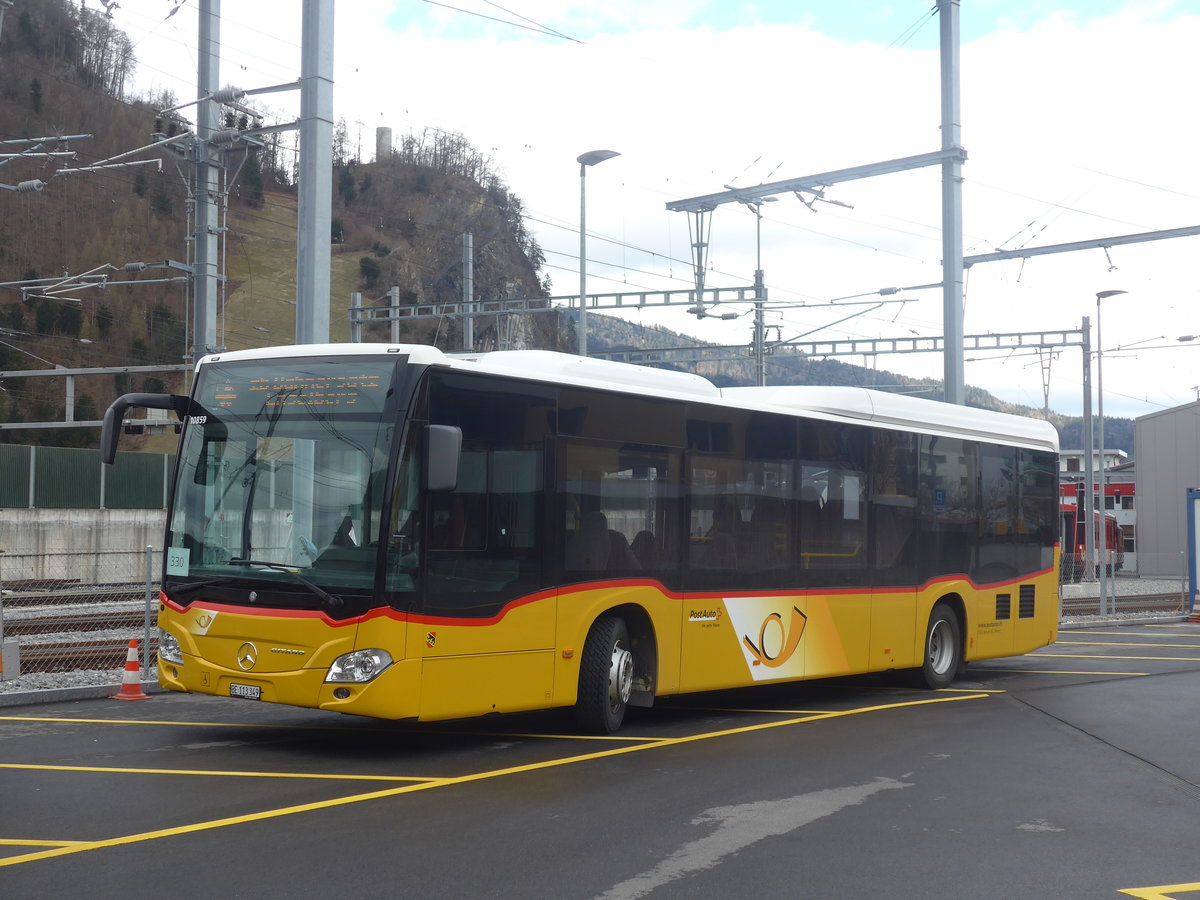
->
[[575, 615, 634, 734], [920, 603, 962, 689]]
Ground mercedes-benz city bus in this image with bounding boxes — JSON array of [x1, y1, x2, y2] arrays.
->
[[101, 344, 1060, 733]]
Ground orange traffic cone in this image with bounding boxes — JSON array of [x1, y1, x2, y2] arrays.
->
[[112, 639, 150, 701]]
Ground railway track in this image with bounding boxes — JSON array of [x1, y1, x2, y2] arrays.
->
[[1, 586, 148, 608], [2, 588, 156, 674], [3, 610, 148, 636], [19, 639, 159, 674], [1059, 591, 1187, 617]]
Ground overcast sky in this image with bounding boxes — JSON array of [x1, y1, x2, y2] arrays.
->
[[105, 0, 1200, 419]]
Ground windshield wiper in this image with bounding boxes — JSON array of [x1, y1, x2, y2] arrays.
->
[[166, 577, 240, 598], [228, 558, 346, 608]]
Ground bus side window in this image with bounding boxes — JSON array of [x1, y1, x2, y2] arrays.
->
[[560, 441, 677, 581]]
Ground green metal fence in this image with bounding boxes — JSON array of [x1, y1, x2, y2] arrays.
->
[[0, 445, 173, 509]]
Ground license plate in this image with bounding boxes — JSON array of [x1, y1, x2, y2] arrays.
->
[[229, 682, 261, 700]]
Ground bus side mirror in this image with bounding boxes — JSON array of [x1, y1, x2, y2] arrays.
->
[[101, 393, 191, 464], [425, 424, 462, 492]]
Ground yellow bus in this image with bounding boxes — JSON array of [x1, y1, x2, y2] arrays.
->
[[101, 344, 1060, 732]]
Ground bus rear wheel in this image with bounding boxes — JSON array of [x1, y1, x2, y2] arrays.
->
[[920, 603, 962, 689], [576, 615, 634, 734]]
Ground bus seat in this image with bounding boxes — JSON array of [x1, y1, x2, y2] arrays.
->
[[748, 496, 788, 566], [608, 529, 642, 572], [631, 530, 657, 568], [566, 510, 610, 571]]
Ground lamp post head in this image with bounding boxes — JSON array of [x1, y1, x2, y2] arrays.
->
[[577, 149, 620, 167], [1096, 290, 1127, 301]]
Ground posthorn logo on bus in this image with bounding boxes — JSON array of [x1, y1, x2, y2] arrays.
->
[[725, 599, 809, 681], [742, 606, 807, 668]]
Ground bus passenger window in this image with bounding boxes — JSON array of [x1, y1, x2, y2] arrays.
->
[[560, 441, 678, 581]]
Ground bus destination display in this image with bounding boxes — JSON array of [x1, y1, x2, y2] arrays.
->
[[200, 362, 393, 415]]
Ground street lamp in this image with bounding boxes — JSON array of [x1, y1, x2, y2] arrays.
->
[[576, 149, 620, 357], [1095, 289, 1127, 613]]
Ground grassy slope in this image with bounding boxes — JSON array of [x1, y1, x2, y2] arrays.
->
[[222, 192, 362, 348]]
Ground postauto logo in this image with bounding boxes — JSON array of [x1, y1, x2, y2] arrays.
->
[[725, 598, 808, 681]]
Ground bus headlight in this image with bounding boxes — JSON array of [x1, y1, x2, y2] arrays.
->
[[326, 649, 393, 683], [158, 628, 183, 665]]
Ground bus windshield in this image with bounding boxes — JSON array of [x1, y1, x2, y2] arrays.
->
[[163, 356, 403, 609]]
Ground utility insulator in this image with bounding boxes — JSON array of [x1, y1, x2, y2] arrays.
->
[[210, 87, 246, 104], [16, 180, 45, 193], [210, 129, 241, 146]]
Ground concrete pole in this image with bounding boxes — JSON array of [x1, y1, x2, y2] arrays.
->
[[463, 233, 474, 351], [753, 272, 766, 387], [1095, 290, 1126, 613], [193, 0, 220, 358], [1081, 315, 1096, 582], [388, 286, 399, 343], [295, 0, 334, 344], [578, 163, 588, 357], [350, 292, 362, 343], [938, 0, 965, 405]]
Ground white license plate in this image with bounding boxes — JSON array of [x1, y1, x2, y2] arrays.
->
[[229, 682, 261, 700]]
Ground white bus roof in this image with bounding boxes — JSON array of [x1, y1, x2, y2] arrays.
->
[[723, 385, 1058, 453], [197, 344, 1057, 452]]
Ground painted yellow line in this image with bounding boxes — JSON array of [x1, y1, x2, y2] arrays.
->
[[0, 692, 990, 868], [440, 730, 655, 743], [0, 839, 86, 848], [1119, 882, 1200, 899], [0, 715, 386, 731], [0, 763, 437, 783], [851, 684, 1007, 695], [1057, 640, 1200, 649], [0, 714, 664, 744], [1032, 653, 1200, 662], [1060, 633, 1200, 643], [971, 668, 1151, 676], [675, 707, 855, 716]]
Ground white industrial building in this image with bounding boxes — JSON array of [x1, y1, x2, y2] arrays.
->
[[1134, 401, 1200, 578]]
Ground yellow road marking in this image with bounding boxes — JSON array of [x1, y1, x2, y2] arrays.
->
[[1057, 640, 1200, 649], [0, 692, 989, 868], [1118, 882, 1200, 899], [971, 668, 1150, 676], [853, 685, 1007, 695], [670, 707, 837, 715], [1032, 653, 1200, 662], [0, 763, 437, 783], [0, 715, 383, 731], [446, 730, 653, 742], [0, 714, 654, 743], [1066, 631, 1200, 638], [0, 839, 85, 848]]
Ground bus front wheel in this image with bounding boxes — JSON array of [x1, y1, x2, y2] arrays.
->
[[920, 603, 962, 689], [576, 615, 634, 734]]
